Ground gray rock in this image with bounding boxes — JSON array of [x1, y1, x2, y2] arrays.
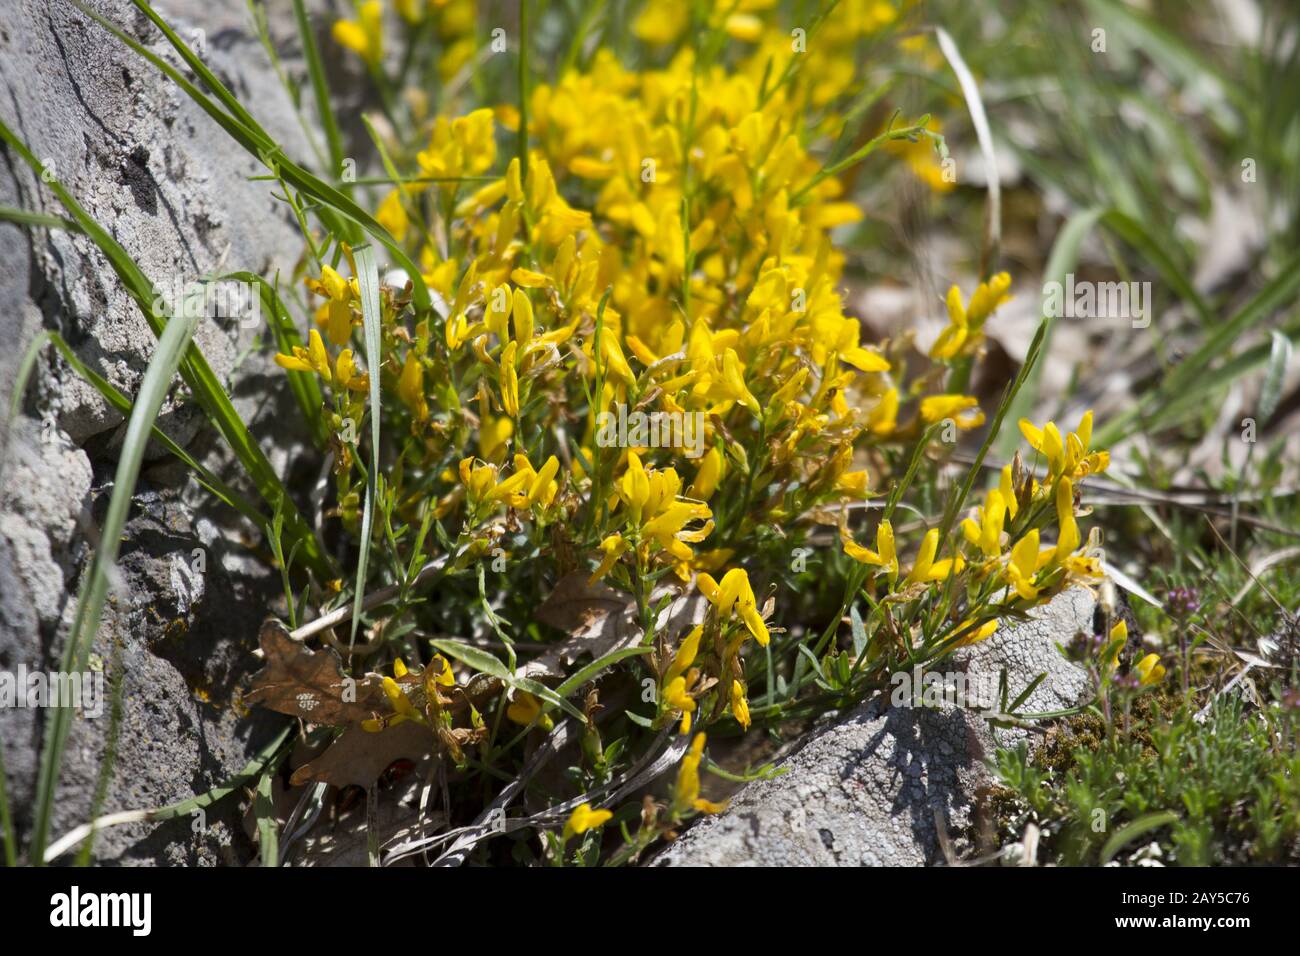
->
[[1, 0, 311, 446], [655, 587, 1098, 867], [0, 0, 325, 864]]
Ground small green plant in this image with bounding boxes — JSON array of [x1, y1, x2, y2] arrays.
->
[[996, 671, 1300, 866]]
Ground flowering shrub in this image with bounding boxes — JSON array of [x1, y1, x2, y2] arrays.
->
[[251, 0, 1126, 863], [0, 0, 1123, 866]]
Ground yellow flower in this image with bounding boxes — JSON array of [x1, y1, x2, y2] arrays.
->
[[563, 802, 613, 840], [306, 264, 358, 347], [1054, 477, 1080, 558], [1104, 620, 1126, 672], [687, 446, 724, 501], [1020, 411, 1108, 481], [1135, 653, 1166, 686], [634, 0, 689, 45], [841, 519, 898, 576], [506, 691, 543, 725], [274, 328, 333, 382], [961, 489, 1006, 559], [522, 454, 560, 508], [427, 654, 456, 688], [480, 415, 513, 461], [376, 189, 408, 242], [397, 352, 427, 421], [332, 0, 383, 67], [952, 618, 999, 647], [671, 733, 726, 816], [510, 268, 549, 289], [921, 394, 985, 430], [697, 568, 769, 645], [662, 675, 697, 733], [334, 348, 370, 392], [930, 273, 1012, 360], [836, 469, 870, 497], [418, 108, 497, 180], [1005, 529, 1040, 600], [730, 680, 751, 730], [380, 675, 421, 726], [664, 625, 703, 686], [866, 387, 899, 436], [904, 528, 965, 585], [589, 533, 628, 583], [722, 348, 759, 416], [499, 341, 520, 416]]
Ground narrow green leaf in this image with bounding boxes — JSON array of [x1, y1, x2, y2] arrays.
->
[[350, 245, 384, 647], [0, 205, 79, 231], [428, 639, 512, 681], [0, 737, 17, 866], [292, 0, 345, 177], [1100, 809, 1179, 864], [255, 769, 279, 867], [935, 27, 1000, 276], [554, 646, 653, 698], [1260, 330, 1292, 422], [1097, 249, 1300, 443], [68, 0, 430, 310], [30, 302, 200, 864], [510, 676, 585, 722]]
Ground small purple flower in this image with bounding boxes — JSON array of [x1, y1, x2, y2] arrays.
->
[[1165, 586, 1200, 619]]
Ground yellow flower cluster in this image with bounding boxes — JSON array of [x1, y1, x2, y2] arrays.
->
[[290, 1, 1100, 765]]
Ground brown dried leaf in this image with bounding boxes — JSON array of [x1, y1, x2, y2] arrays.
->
[[522, 574, 708, 681], [245, 619, 391, 725], [289, 720, 433, 789], [535, 572, 633, 633]]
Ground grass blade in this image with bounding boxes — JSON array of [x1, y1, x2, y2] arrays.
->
[[554, 646, 653, 698], [0, 738, 16, 866], [42, 725, 291, 862], [0, 115, 330, 578], [934, 26, 1000, 276], [1100, 809, 1180, 864], [29, 304, 200, 864], [254, 769, 279, 866], [1097, 248, 1300, 443], [67, 0, 432, 311], [291, 0, 345, 177], [349, 244, 384, 648], [43, 331, 265, 527]]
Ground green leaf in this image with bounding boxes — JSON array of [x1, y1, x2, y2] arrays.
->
[[29, 300, 200, 864], [554, 646, 653, 698], [68, 0, 432, 311], [41, 331, 265, 528], [0, 737, 16, 866], [292, 0, 345, 177], [428, 639, 512, 681], [255, 769, 279, 867], [1097, 249, 1300, 443], [1260, 331, 1293, 422], [935, 27, 1000, 274], [510, 676, 585, 722], [1100, 810, 1179, 864], [349, 244, 384, 647]]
